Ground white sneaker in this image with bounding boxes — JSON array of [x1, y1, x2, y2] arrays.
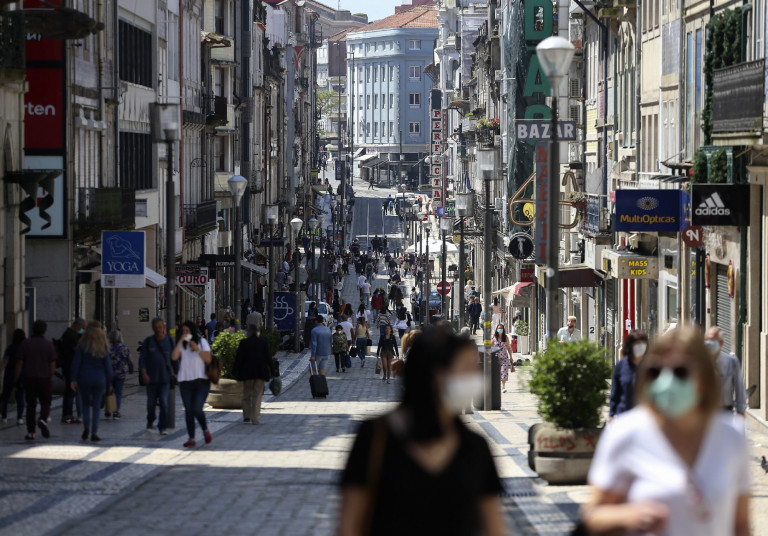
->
[[17, 418, 24, 425]]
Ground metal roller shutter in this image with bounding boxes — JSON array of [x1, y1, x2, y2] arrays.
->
[[715, 264, 732, 353]]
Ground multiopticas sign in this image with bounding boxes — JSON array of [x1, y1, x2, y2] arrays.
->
[[614, 189, 690, 232]]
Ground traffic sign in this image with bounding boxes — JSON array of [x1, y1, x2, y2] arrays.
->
[[681, 225, 704, 248], [437, 281, 452, 295], [509, 232, 534, 259]]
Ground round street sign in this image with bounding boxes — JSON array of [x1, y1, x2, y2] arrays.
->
[[509, 232, 534, 259], [681, 225, 704, 248], [437, 281, 452, 295]]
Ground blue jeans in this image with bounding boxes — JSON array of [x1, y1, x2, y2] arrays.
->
[[146, 382, 170, 431], [356, 337, 368, 361], [179, 379, 210, 439], [1, 371, 23, 420], [111, 378, 126, 412], [62, 370, 82, 419], [79, 380, 106, 433]]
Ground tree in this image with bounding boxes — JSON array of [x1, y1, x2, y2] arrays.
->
[[316, 90, 336, 137]]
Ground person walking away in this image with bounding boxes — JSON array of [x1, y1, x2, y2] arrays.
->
[[16, 321, 57, 440], [233, 324, 272, 424], [1, 329, 25, 424], [377, 326, 399, 384], [355, 303, 371, 326], [492, 325, 514, 393], [310, 316, 333, 376], [107, 330, 133, 419], [71, 322, 113, 442], [467, 298, 482, 334], [59, 318, 85, 424], [139, 318, 174, 435], [361, 278, 372, 307], [580, 327, 751, 536], [172, 321, 214, 448], [608, 330, 648, 420], [371, 290, 383, 323], [491, 298, 501, 328], [332, 325, 349, 373], [355, 318, 370, 368], [704, 327, 747, 415], [338, 328, 506, 535], [394, 305, 409, 339], [556, 316, 582, 342], [304, 303, 318, 348], [376, 305, 392, 341], [339, 315, 355, 356], [205, 313, 218, 342], [245, 309, 264, 334]]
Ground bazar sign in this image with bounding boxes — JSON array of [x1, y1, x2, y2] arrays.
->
[[614, 189, 690, 232], [691, 184, 750, 226], [515, 120, 577, 141]]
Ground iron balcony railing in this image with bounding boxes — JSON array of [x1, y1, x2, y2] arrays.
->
[[74, 188, 135, 238], [184, 199, 217, 236]]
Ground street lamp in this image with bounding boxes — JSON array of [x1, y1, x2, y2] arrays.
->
[[150, 102, 180, 429], [536, 36, 576, 341], [423, 220, 431, 326], [456, 191, 473, 329], [439, 216, 451, 318], [228, 175, 247, 327], [308, 216, 319, 297], [265, 204, 279, 330], [477, 147, 500, 411], [290, 217, 304, 352], [330, 197, 337, 251]]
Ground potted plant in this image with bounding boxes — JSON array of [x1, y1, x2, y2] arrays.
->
[[527, 339, 612, 484], [207, 330, 247, 409], [513, 318, 530, 354], [567, 191, 587, 212]]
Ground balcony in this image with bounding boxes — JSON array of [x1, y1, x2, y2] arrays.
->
[[206, 95, 228, 127], [74, 188, 135, 239], [0, 11, 25, 72], [183, 199, 217, 237]]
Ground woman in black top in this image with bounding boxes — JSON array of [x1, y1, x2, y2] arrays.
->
[[376, 325, 399, 384], [339, 329, 505, 536]]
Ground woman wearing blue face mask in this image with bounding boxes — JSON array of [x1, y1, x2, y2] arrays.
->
[[608, 330, 649, 420], [581, 327, 751, 536], [493, 324, 514, 393], [339, 328, 506, 536]]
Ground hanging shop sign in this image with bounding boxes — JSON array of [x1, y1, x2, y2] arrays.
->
[[614, 189, 690, 232], [690, 184, 750, 226], [515, 120, 578, 141], [533, 143, 549, 264], [601, 250, 659, 280], [176, 264, 209, 286], [101, 231, 146, 288]]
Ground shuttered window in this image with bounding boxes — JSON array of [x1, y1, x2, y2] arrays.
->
[[715, 263, 732, 353]]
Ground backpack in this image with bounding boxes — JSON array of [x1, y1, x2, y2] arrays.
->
[[332, 332, 347, 354]]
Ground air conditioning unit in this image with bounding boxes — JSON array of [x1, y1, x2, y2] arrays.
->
[[569, 78, 581, 98]]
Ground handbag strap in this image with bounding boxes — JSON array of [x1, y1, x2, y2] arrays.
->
[[361, 417, 387, 533]]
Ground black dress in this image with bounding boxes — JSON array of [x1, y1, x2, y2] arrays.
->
[[341, 418, 503, 536]]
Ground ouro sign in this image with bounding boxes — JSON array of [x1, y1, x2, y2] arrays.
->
[[691, 184, 750, 226]]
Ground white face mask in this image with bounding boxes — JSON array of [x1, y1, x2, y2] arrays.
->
[[632, 343, 647, 358], [704, 339, 720, 355], [441, 374, 484, 414]]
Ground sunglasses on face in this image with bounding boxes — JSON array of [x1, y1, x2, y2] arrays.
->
[[646, 365, 691, 381]]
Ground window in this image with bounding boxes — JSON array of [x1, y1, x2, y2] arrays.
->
[[366, 66, 370, 82], [214, 67, 225, 98], [381, 122, 385, 138], [168, 13, 179, 81], [409, 66, 421, 80], [359, 95, 363, 109], [214, 136, 228, 171], [214, 0, 225, 35], [366, 95, 371, 109], [380, 66, 385, 82], [409, 93, 421, 107], [374, 67, 378, 82], [409, 121, 420, 134], [119, 132, 153, 189], [667, 286, 678, 323], [390, 66, 395, 81], [389, 122, 394, 137], [366, 122, 370, 136], [374, 94, 378, 108], [390, 94, 394, 108], [381, 94, 385, 109], [359, 67, 363, 84], [374, 122, 378, 137], [119, 21, 152, 87], [409, 39, 421, 50]]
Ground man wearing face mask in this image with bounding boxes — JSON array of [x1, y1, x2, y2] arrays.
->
[[704, 327, 747, 416], [609, 330, 648, 420], [556, 316, 582, 342]]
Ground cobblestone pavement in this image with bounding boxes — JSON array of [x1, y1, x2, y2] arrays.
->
[[3, 182, 768, 535]]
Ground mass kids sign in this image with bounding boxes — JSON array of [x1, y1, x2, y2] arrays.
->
[[614, 190, 690, 232]]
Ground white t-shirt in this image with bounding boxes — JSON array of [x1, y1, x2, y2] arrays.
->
[[176, 337, 212, 382], [589, 406, 750, 536], [357, 275, 366, 289], [361, 282, 371, 295], [556, 326, 582, 342], [339, 320, 354, 341]]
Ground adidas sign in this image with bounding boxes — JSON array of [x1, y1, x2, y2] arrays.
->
[[695, 192, 731, 216]]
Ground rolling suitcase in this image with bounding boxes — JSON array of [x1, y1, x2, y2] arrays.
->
[[309, 361, 329, 399]]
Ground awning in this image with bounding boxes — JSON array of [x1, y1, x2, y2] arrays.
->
[[361, 157, 387, 168], [311, 185, 327, 195], [178, 284, 204, 299], [145, 268, 167, 287], [241, 261, 268, 275], [535, 264, 598, 288], [492, 285, 515, 296], [357, 154, 378, 164], [510, 282, 533, 307], [353, 148, 366, 158]]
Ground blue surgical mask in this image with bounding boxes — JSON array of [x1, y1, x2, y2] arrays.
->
[[497, 329, 504, 334], [704, 339, 719, 355], [646, 368, 699, 418], [76, 329, 84, 335]]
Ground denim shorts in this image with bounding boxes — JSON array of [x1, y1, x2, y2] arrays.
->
[[314, 355, 330, 371]]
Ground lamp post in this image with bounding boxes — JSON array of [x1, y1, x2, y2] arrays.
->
[[330, 197, 337, 251], [439, 216, 451, 318], [424, 221, 431, 326], [308, 216, 319, 298], [477, 147, 500, 411], [228, 175, 248, 327], [265, 204, 279, 330], [536, 36, 576, 341], [150, 102, 180, 429], [290, 217, 304, 351], [456, 191, 473, 330]]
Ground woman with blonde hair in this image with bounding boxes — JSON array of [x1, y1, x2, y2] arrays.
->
[[71, 321, 113, 442], [581, 327, 751, 535]]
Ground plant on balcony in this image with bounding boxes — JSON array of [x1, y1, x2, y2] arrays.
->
[[709, 148, 728, 183], [692, 150, 708, 183]]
